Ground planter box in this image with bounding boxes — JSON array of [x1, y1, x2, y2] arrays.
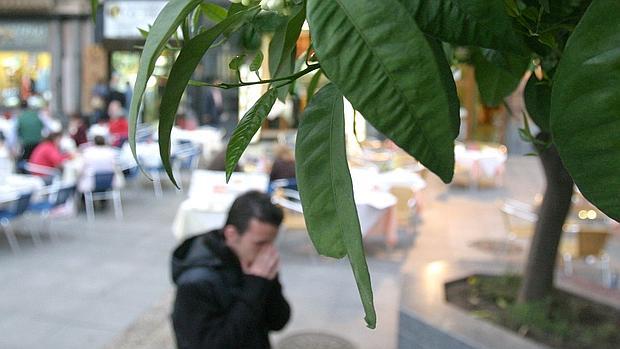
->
[[398, 260, 546, 349]]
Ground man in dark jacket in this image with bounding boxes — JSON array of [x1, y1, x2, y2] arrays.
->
[[171, 191, 290, 349]]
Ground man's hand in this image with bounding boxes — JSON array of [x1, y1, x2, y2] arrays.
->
[[242, 245, 279, 280]]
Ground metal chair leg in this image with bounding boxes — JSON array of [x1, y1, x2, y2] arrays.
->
[[1, 219, 21, 253], [601, 254, 612, 288], [85, 192, 95, 222], [152, 171, 163, 198], [112, 191, 123, 220], [562, 253, 574, 276]]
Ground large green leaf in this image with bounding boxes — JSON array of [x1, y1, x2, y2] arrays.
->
[[90, 0, 98, 22], [306, 69, 323, 104], [524, 75, 551, 132], [128, 0, 202, 169], [158, 10, 254, 187], [472, 50, 526, 107], [550, 0, 620, 221], [296, 83, 376, 329], [268, 3, 305, 101], [201, 3, 227, 23], [225, 89, 278, 182], [307, 0, 456, 182], [397, 0, 525, 54], [426, 36, 460, 138]]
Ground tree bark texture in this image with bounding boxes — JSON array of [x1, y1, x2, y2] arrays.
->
[[518, 133, 574, 303]]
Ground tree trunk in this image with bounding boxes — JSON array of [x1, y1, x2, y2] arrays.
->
[[518, 133, 574, 303]]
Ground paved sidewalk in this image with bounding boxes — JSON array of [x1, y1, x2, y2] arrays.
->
[[0, 180, 184, 349], [2, 156, 618, 349]]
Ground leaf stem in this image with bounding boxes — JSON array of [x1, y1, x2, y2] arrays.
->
[[187, 63, 321, 89]]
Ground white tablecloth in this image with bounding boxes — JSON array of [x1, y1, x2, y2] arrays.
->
[[454, 143, 507, 177], [172, 170, 269, 240], [0, 174, 45, 203], [170, 127, 223, 162], [350, 167, 426, 234]]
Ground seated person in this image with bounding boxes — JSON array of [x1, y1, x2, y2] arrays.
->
[[207, 146, 243, 172], [78, 135, 123, 193], [28, 132, 70, 179], [171, 191, 290, 349], [268, 145, 296, 193], [108, 101, 129, 147], [88, 116, 110, 144], [69, 113, 89, 147]]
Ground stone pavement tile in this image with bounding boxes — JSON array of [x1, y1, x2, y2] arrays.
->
[[30, 292, 155, 333], [0, 185, 185, 349], [0, 314, 61, 349], [39, 324, 115, 349]]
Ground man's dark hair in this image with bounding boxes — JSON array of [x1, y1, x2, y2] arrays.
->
[[94, 135, 106, 146], [225, 191, 283, 234]]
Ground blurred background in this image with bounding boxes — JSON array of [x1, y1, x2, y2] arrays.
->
[[0, 1, 618, 349]]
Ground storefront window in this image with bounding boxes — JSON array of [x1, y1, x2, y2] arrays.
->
[[111, 50, 174, 123], [0, 51, 51, 109]]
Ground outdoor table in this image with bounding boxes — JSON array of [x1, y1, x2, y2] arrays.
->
[[172, 170, 269, 240], [0, 174, 45, 203], [454, 141, 507, 188], [170, 126, 224, 163], [349, 167, 426, 234]]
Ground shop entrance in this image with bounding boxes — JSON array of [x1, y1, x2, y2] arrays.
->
[[0, 51, 51, 109]]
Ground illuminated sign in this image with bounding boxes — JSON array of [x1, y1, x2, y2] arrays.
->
[[103, 1, 167, 39]]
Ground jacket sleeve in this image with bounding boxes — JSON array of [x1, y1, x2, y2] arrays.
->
[[172, 274, 273, 349], [264, 276, 291, 331]]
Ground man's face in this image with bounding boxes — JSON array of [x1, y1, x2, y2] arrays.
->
[[224, 218, 279, 266]]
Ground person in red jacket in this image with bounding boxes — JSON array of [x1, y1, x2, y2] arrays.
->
[[108, 100, 128, 147], [28, 132, 70, 178]]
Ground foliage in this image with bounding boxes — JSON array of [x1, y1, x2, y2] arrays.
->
[[118, 0, 619, 327], [296, 83, 375, 327], [452, 275, 620, 348]]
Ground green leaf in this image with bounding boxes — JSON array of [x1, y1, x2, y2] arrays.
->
[[269, 3, 305, 101], [296, 83, 376, 329], [538, 0, 550, 13], [269, 4, 305, 77], [307, 0, 456, 182], [128, 0, 202, 172], [524, 75, 551, 132], [201, 3, 228, 23], [550, 0, 620, 221], [397, 0, 525, 54], [90, 0, 98, 23], [158, 9, 255, 187], [250, 51, 264, 72], [426, 36, 461, 138], [229, 54, 246, 71], [225, 89, 278, 182], [504, 0, 520, 17], [138, 27, 149, 39], [306, 69, 323, 104], [472, 50, 525, 107]]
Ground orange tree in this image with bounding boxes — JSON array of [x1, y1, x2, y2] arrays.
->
[[109, 0, 619, 328]]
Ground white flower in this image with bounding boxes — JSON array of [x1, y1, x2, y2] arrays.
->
[[260, 0, 286, 12], [229, 0, 242, 3], [241, 0, 254, 6]]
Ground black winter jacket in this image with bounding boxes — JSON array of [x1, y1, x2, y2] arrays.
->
[[171, 230, 291, 349]]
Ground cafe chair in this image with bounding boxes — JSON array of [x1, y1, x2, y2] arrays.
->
[[24, 162, 61, 185], [83, 172, 123, 222], [271, 186, 305, 231], [0, 192, 34, 253], [389, 186, 419, 234], [28, 184, 77, 241], [172, 143, 202, 191]]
